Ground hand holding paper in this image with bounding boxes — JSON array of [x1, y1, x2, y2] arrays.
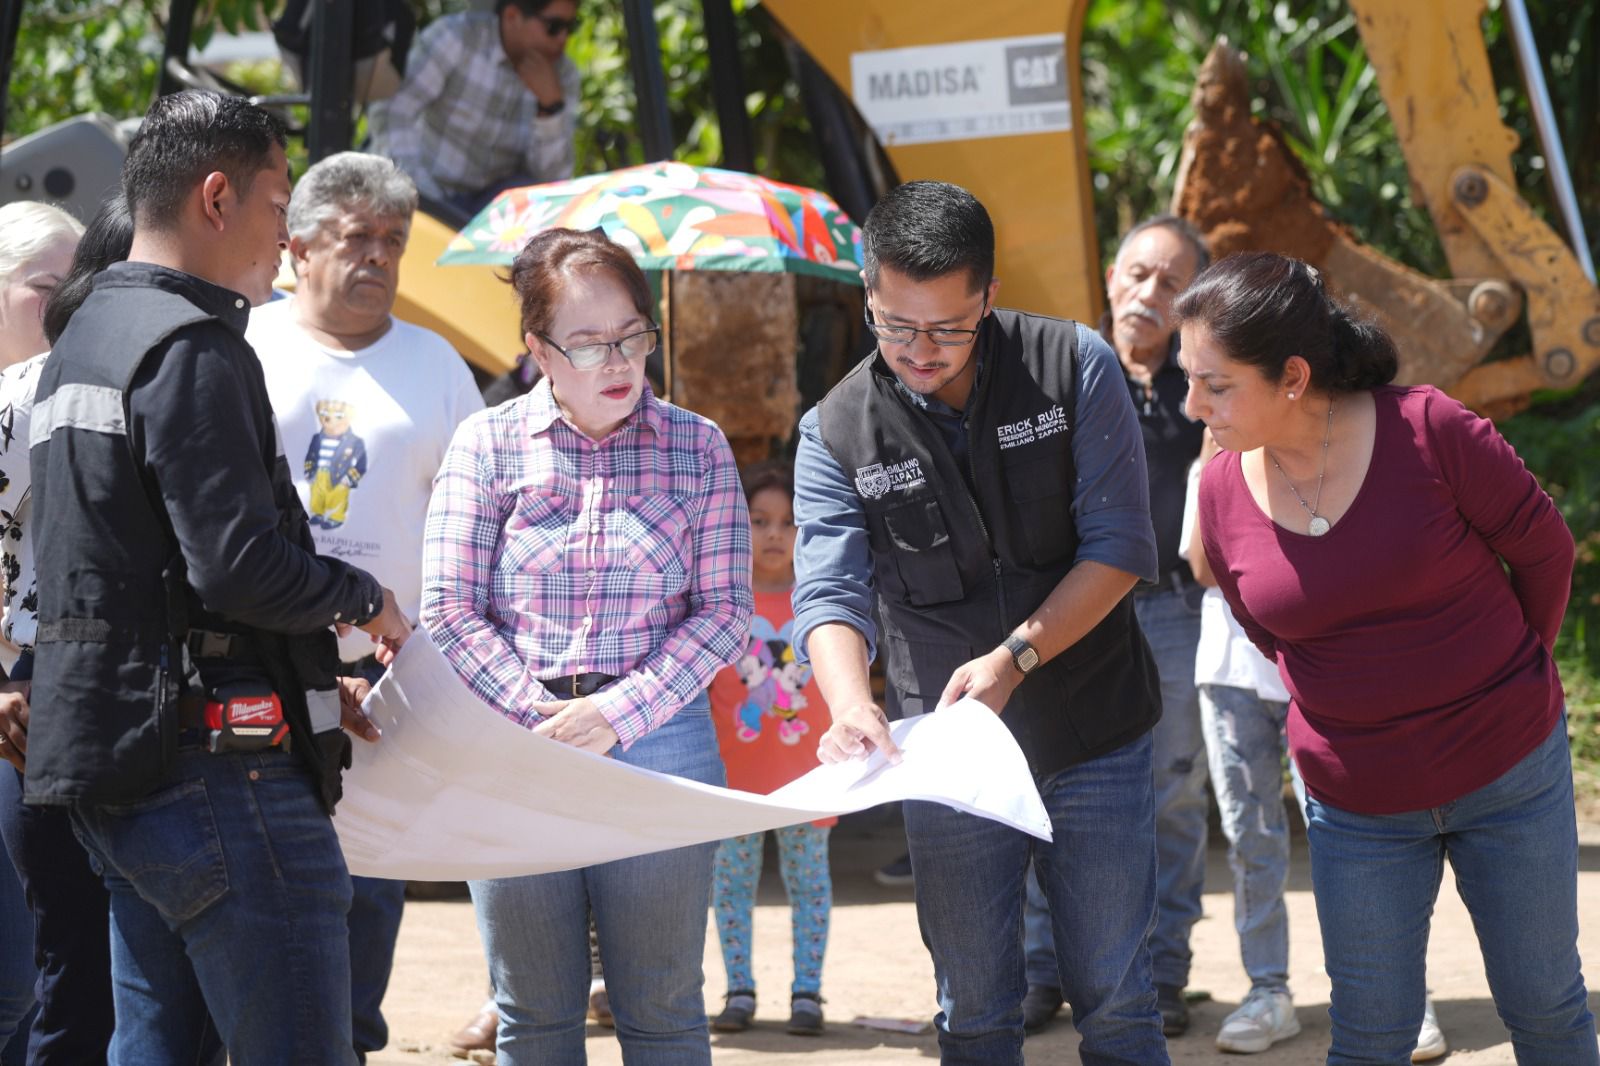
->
[[334, 632, 1050, 881]]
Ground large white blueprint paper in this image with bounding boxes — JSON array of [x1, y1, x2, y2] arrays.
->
[[335, 633, 1051, 881]]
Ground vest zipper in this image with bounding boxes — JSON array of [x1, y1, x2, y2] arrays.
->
[[156, 641, 170, 748], [962, 416, 1009, 636]]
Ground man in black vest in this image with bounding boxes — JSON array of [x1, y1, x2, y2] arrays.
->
[[26, 91, 410, 1063], [792, 180, 1169, 1063]]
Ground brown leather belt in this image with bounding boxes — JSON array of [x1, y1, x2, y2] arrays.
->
[[540, 673, 618, 699]]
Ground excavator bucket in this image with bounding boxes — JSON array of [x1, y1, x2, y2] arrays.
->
[[1171, 41, 1519, 407]]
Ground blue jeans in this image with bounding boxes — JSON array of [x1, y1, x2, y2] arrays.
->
[[0, 794, 32, 1065], [1199, 683, 1293, 993], [71, 747, 356, 1065], [1135, 586, 1207, 989], [1022, 862, 1054, 989], [1307, 717, 1597, 1064], [904, 732, 1169, 1065], [470, 698, 724, 1066]]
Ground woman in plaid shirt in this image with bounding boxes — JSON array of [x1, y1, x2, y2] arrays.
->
[[420, 228, 753, 1064]]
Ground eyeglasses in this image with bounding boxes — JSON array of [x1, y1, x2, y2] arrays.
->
[[538, 326, 659, 370], [863, 296, 989, 347], [539, 14, 580, 36]]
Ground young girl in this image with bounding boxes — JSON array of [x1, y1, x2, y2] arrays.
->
[[709, 460, 834, 1037]]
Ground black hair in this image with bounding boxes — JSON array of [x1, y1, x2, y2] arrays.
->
[[861, 180, 994, 293], [1172, 252, 1397, 393], [122, 90, 287, 232], [42, 192, 134, 346], [1117, 214, 1211, 274], [495, 0, 565, 14], [739, 459, 793, 504]]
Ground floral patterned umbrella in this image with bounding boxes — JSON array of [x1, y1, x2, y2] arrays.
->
[[437, 161, 864, 284]]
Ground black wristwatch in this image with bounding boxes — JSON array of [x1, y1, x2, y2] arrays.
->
[[537, 97, 566, 117], [1002, 634, 1040, 676]]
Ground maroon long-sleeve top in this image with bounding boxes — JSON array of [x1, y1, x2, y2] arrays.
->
[[1199, 385, 1573, 814]]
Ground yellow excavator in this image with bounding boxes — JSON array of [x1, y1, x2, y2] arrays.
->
[[770, 0, 1599, 418], [2, 0, 1593, 419]]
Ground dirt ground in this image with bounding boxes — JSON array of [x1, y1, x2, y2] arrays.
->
[[368, 810, 1600, 1065]]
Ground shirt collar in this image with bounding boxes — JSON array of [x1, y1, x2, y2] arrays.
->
[[525, 378, 665, 439], [97, 261, 253, 334]]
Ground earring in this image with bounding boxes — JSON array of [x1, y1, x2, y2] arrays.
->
[[1287, 392, 1296, 399]]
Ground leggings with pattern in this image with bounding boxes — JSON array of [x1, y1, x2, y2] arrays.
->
[[712, 824, 831, 996]]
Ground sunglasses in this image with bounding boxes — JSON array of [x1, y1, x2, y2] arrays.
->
[[539, 14, 581, 36]]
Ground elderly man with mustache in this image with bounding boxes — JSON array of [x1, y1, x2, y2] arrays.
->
[[1019, 215, 1213, 1038], [247, 150, 485, 1063]]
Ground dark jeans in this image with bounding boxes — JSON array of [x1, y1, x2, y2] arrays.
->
[[350, 876, 405, 1057], [0, 768, 117, 1066], [904, 733, 1169, 1065], [70, 747, 354, 1065]]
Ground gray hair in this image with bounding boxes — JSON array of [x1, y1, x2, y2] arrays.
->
[[1114, 213, 1211, 275], [287, 151, 418, 244], [0, 201, 83, 286]]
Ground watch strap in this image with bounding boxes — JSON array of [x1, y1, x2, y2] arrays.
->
[[1002, 634, 1039, 675]]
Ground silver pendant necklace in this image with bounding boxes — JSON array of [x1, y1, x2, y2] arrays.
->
[[1267, 398, 1335, 536]]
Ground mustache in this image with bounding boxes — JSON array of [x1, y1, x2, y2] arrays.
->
[[1118, 299, 1165, 330]]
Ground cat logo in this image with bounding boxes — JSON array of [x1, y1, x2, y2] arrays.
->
[[854, 463, 892, 500]]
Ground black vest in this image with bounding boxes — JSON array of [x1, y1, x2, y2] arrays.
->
[[818, 309, 1161, 776], [27, 278, 347, 807]]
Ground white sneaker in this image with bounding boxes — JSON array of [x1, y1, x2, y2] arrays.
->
[[1413, 996, 1448, 1062], [1216, 988, 1302, 1053]]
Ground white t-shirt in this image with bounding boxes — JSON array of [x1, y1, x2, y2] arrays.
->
[[1180, 457, 1290, 702], [249, 298, 484, 663], [0, 352, 46, 671]]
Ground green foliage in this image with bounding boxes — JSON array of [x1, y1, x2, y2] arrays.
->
[[5, 0, 272, 141], [7, 2, 159, 139], [1500, 400, 1600, 676], [561, 0, 821, 185]]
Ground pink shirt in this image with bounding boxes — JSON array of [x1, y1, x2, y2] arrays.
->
[[420, 381, 753, 749], [1199, 386, 1572, 814]]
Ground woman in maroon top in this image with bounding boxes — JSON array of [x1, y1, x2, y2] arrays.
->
[[1177, 252, 1594, 1065]]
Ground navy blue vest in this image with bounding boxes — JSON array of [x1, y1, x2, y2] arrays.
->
[[818, 309, 1160, 775]]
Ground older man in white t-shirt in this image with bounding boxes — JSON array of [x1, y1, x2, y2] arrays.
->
[[247, 151, 483, 1063]]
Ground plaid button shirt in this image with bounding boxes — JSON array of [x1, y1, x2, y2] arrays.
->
[[369, 11, 579, 202], [421, 381, 753, 748]]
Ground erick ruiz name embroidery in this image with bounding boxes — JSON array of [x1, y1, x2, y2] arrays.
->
[[854, 458, 927, 500], [996, 405, 1068, 450]]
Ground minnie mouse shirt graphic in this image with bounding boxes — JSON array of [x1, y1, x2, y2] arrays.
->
[[710, 589, 837, 805]]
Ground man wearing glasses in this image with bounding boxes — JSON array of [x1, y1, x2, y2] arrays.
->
[[370, 0, 581, 215], [792, 180, 1169, 1063]]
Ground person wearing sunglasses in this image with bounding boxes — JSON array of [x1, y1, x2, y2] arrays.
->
[[420, 227, 752, 1065], [369, 0, 581, 216], [792, 180, 1170, 1063]]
